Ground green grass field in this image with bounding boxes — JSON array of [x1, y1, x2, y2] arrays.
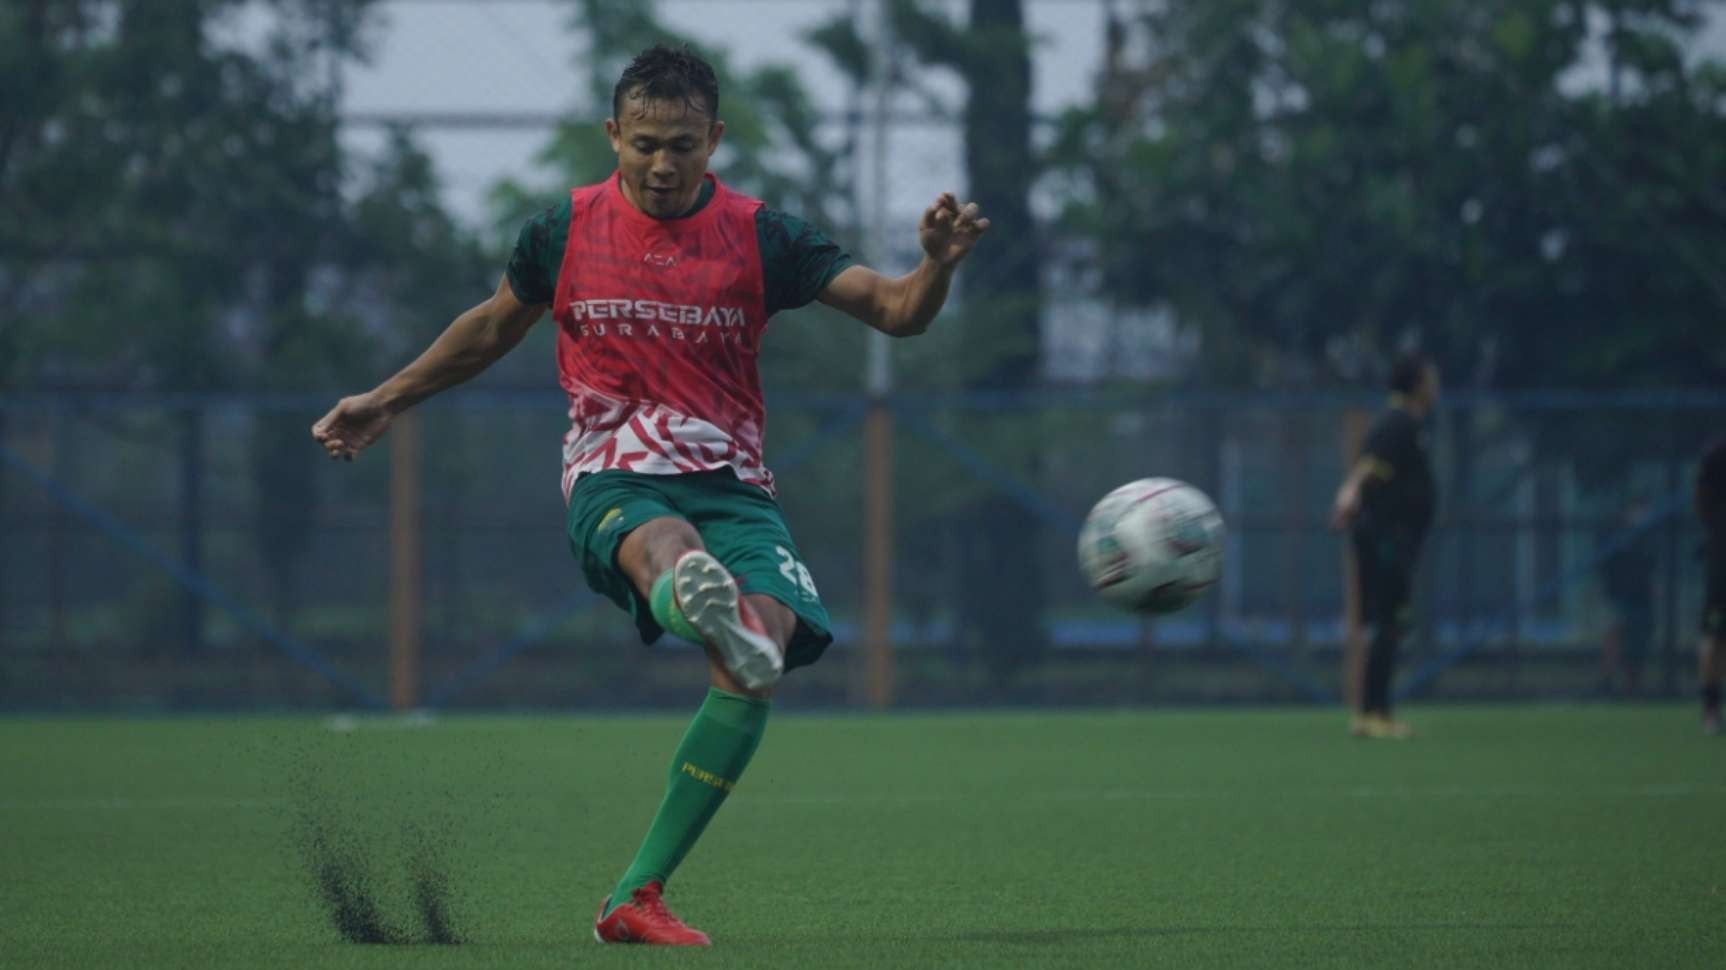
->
[[2, 706, 1722, 969]]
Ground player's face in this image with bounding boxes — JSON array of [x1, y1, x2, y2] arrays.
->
[[605, 95, 723, 219]]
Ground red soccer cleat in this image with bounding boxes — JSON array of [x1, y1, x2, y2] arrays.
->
[[593, 881, 712, 946]]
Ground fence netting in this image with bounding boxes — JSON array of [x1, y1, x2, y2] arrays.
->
[[0, 391, 1717, 709]]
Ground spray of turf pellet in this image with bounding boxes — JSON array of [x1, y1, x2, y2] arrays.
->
[[301, 813, 410, 944], [296, 809, 467, 945], [406, 821, 463, 945], [289, 734, 466, 946]]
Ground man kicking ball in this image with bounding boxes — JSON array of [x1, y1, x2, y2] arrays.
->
[[311, 45, 987, 945]]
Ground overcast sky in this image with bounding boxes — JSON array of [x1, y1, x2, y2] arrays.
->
[[336, 0, 1726, 257]]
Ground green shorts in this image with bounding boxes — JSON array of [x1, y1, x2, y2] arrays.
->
[[566, 468, 834, 671]]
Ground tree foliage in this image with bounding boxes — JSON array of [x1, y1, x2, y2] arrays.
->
[[488, 0, 857, 246], [0, 0, 488, 641], [1051, 0, 1726, 388], [0, 0, 487, 392], [802, 1, 1049, 682]]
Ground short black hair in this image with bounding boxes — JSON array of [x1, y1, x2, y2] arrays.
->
[[613, 45, 719, 121], [1388, 351, 1435, 395]]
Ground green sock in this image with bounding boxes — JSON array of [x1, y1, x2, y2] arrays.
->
[[605, 688, 769, 915], [649, 568, 704, 644]]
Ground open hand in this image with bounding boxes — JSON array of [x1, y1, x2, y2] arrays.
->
[[919, 192, 990, 269], [311, 393, 392, 461]]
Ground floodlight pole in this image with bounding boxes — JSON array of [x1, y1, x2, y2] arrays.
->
[[860, 0, 897, 709]]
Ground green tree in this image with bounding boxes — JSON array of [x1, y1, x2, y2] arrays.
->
[[795, 1, 1053, 685], [1, 0, 365, 649], [0, 0, 486, 645], [248, 130, 490, 627], [1051, 0, 1726, 389], [489, 0, 856, 239]]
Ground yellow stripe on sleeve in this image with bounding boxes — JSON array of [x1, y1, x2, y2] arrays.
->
[[1360, 457, 1396, 482]]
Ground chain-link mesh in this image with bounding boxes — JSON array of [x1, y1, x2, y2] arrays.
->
[[0, 391, 1717, 709]]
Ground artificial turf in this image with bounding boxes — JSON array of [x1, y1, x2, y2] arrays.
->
[[1, 706, 1721, 968]]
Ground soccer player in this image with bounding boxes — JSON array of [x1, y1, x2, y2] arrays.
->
[[310, 46, 989, 945], [1697, 437, 1726, 735], [1330, 352, 1440, 740]]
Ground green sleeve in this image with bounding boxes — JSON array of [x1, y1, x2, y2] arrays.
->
[[755, 208, 856, 317], [505, 199, 571, 306]]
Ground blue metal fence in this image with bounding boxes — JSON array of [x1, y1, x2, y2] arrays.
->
[[1, 388, 1720, 709]]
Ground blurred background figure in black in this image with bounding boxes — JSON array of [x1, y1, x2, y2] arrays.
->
[[1698, 438, 1726, 735], [1331, 352, 1440, 740]]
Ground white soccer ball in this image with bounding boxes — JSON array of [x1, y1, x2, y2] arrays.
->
[[1077, 478, 1225, 615]]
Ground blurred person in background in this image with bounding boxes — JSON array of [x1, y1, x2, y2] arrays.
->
[[1698, 437, 1726, 735], [1331, 352, 1440, 740], [1597, 495, 1658, 697], [312, 45, 989, 944]]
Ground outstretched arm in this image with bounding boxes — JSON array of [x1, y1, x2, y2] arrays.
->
[[818, 192, 989, 337], [311, 274, 545, 460]]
